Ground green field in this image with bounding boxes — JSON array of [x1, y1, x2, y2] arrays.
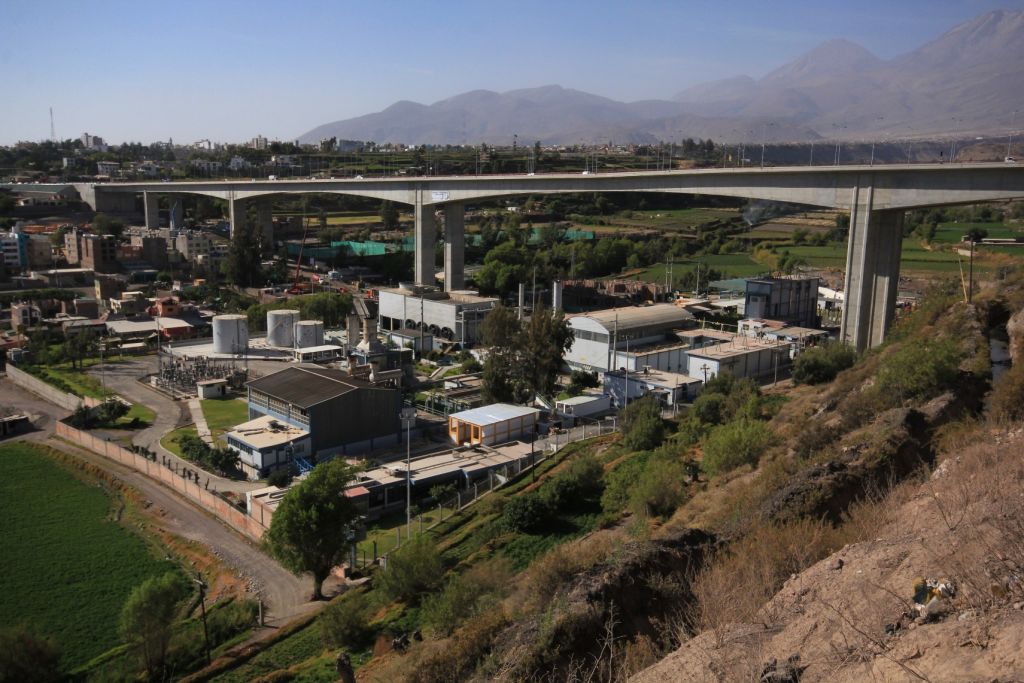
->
[[21, 359, 155, 428], [201, 398, 250, 439], [930, 221, 1022, 245], [632, 253, 767, 283], [0, 442, 176, 669], [786, 238, 998, 274], [160, 425, 200, 457], [611, 207, 740, 231]]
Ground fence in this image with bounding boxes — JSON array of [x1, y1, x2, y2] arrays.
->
[[6, 364, 104, 412], [55, 421, 268, 541]]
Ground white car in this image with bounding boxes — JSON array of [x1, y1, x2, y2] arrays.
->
[[1006, 156, 1017, 163]]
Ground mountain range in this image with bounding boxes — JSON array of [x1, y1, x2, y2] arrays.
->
[[299, 9, 1024, 146]]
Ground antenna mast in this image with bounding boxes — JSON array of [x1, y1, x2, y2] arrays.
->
[[49, 107, 56, 142]]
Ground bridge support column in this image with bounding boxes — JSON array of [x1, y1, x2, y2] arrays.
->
[[169, 198, 184, 230], [228, 196, 250, 240], [143, 192, 160, 229], [840, 186, 904, 352], [443, 203, 465, 292], [414, 194, 436, 286], [256, 203, 273, 252]]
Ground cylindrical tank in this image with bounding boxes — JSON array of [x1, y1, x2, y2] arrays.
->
[[294, 320, 325, 348], [266, 309, 299, 348], [213, 314, 249, 354]]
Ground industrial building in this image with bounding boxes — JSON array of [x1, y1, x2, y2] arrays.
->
[[603, 368, 703, 407], [564, 304, 695, 373], [246, 366, 401, 456], [378, 284, 497, 346], [447, 403, 540, 446], [225, 414, 311, 480], [684, 335, 792, 382], [555, 394, 612, 424], [744, 276, 820, 328]]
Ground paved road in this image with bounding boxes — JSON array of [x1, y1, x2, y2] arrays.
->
[[1, 376, 325, 627]]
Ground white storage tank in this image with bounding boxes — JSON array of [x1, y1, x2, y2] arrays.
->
[[266, 309, 300, 348], [213, 314, 249, 354], [294, 320, 325, 348]]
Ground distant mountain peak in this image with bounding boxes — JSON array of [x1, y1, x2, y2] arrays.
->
[[761, 38, 881, 84]]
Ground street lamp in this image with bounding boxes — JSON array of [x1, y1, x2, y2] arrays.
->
[[760, 122, 775, 168], [1008, 110, 1019, 160], [400, 406, 416, 537]]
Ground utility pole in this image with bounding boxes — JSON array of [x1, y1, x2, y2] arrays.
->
[[400, 407, 416, 537], [194, 579, 211, 665]]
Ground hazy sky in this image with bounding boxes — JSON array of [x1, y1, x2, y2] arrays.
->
[[2, 0, 1022, 145]]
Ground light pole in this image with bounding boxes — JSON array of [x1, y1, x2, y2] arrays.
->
[[760, 122, 774, 168], [1008, 110, 1019, 160], [950, 117, 963, 162], [194, 579, 211, 665], [400, 406, 416, 537]]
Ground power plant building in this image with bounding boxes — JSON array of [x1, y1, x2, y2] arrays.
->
[[245, 366, 401, 457], [378, 284, 497, 345]]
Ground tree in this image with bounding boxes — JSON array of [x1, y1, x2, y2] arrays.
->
[[521, 302, 574, 398], [376, 535, 444, 603], [265, 459, 360, 600], [120, 572, 189, 679], [92, 213, 125, 239], [619, 395, 665, 450], [380, 200, 399, 230], [223, 218, 264, 287], [481, 304, 526, 403], [62, 328, 97, 370], [0, 626, 61, 683]]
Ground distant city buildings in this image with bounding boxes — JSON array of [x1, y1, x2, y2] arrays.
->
[[250, 135, 268, 150], [80, 132, 108, 152]]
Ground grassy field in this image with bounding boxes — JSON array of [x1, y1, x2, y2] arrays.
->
[[930, 221, 1022, 245], [21, 359, 155, 428], [630, 253, 767, 283], [161, 425, 200, 457], [611, 207, 740, 231], [0, 442, 176, 669], [785, 238, 999, 274], [201, 398, 250, 439]]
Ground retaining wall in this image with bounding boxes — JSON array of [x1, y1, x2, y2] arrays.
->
[[55, 422, 268, 541], [6, 364, 103, 411]]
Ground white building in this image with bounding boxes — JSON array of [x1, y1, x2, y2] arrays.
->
[[603, 368, 703, 408], [684, 335, 792, 383], [226, 415, 311, 480], [378, 285, 497, 345], [228, 156, 251, 171], [447, 403, 540, 446], [564, 304, 695, 373]]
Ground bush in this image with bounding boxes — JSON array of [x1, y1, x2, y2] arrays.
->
[[0, 626, 61, 683], [601, 451, 651, 514], [691, 393, 726, 425], [420, 558, 513, 637], [875, 338, 961, 402], [267, 468, 294, 488], [792, 342, 858, 385], [539, 456, 604, 512], [630, 455, 688, 518], [205, 599, 258, 646], [501, 495, 551, 533], [377, 535, 444, 603], [701, 419, 774, 476], [989, 362, 1024, 423], [320, 590, 373, 649], [620, 395, 665, 450]]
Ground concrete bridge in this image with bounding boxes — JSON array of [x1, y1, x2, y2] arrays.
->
[[66, 163, 1024, 350]]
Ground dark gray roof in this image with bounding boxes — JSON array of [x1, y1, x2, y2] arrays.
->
[[246, 366, 379, 408]]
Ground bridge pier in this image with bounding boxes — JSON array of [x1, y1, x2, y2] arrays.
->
[[840, 185, 904, 351], [169, 197, 184, 230], [443, 203, 465, 291], [256, 203, 273, 251], [143, 192, 160, 229], [414, 193, 436, 286], [228, 196, 249, 240]]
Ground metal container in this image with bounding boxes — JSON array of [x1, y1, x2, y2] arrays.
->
[[266, 309, 299, 348], [212, 314, 249, 354], [293, 320, 325, 348]]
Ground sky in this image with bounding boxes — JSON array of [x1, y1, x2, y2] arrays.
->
[[2, 0, 1022, 145]]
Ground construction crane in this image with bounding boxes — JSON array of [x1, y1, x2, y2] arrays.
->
[[290, 198, 311, 295]]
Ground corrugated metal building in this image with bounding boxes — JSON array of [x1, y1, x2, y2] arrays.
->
[[448, 403, 539, 446], [246, 366, 401, 457]]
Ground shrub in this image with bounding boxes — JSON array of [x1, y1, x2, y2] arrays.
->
[[205, 599, 258, 646], [701, 419, 774, 476], [792, 342, 858, 385], [320, 590, 373, 649], [267, 468, 294, 488], [989, 363, 1024, 423], [875, 338, 961, 402], [620, 395, 665, 450], [0, 626, 61, 683], [601, 452, 651, 514], [501, 495, 551, 533], [539, 456, 604, 512], [630, 455, 688, 518], [377, 535, 444, 603], [421, 558, 513, 637], [690, 392, 725, 425]]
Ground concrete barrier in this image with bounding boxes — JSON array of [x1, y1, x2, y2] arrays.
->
[[6, 364, 103, 411], [55, 421, 267, 541]]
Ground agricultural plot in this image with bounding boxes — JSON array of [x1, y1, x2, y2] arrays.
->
[[633, 253, 767, 283], [786, 238, 1000, 274], [929, 221, 1021, 245], [612, 207, 741, 231], [0, 442, 176, 669]]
